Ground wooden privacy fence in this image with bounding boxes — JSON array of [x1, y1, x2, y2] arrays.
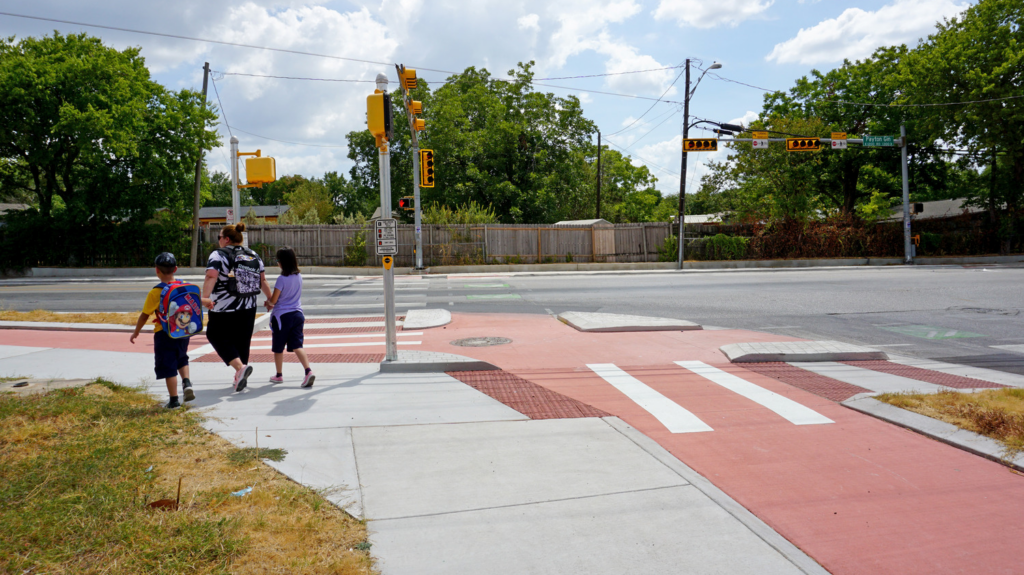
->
[[198, 222, 731, 267]]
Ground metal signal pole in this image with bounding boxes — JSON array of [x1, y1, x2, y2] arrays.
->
[[190, 62, 210, 267], [676, 59, 690, 270], [596, 130, 602, 219], [900, 124, 912, 264]]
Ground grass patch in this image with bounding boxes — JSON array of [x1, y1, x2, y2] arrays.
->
[[0, 376, 28, 383], [876, 388, 1024, 455], [0, 309, 140, 325], [0, 379, 376, 574], [227, 447, 288, 464]]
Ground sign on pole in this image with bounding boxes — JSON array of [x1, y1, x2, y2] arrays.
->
[[863, 135, 894, 147], [751, 131, 769, 150], [831, 132, 848, 150], [375, 218, 398, 256], [225, 208, 234, 222]]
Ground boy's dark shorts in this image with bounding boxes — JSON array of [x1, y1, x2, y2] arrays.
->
[[271, 311, 305, 353], [154, 329, 190, 380]]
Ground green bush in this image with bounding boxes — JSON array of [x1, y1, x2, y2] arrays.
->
[[345, 228, 368, 266], [658, 234, 678, 262], [704, 234, 749, 260]]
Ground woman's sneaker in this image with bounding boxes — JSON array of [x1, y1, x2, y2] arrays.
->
[[269, 375, 284, 384], [182, 379, 195, 402], [234, 365, 253, 392], [301, 371, 315, 389]]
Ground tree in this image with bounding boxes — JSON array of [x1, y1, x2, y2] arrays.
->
[[905, 0, 1024, 250], [346, 63, 622, 223], [280, 179, 334, 224], [0, 32, 217, 222]]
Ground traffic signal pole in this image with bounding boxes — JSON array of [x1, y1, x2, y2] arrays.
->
[[379, 141, 398, 360], [230, 136, 240, 225], [397, 64, 424, 270], [676, 60, 690, 270], [900, 124, 912, 264]]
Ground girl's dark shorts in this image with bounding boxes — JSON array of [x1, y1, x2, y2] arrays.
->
[[271, 311, 305, 353]]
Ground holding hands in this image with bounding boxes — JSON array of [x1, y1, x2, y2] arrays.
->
[[264, 299, 275, 311]]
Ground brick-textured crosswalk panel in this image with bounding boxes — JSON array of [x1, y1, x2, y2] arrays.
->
[[194, 352, 384, 363], [841, 360, 1006, 389], [448, 370, 610, 420], [742, 362, 870, 402]]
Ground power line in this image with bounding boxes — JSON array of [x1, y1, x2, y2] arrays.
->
[[0, 11, 393, 66], [534, 65, 684, 81], [210, 75, 231, 137], [606, 64, 688, 137], [623, 107, 682, 151], [214, 71, 377, 83], [230, 126, 348, 149], [706, 72, 1024, 107]]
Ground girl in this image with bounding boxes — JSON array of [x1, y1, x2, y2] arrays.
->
[[265, 247, 314, 388]]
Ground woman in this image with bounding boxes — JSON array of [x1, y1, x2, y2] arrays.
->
[[201, 222, 273, 392]]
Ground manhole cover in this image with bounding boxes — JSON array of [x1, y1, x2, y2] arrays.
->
[[451, 337, 512, 347]]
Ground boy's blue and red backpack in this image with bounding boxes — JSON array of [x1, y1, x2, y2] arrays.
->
[[154, 281, 203, 339]]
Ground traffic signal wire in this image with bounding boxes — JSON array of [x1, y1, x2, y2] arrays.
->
[[605, 62, 688, 137], [210, 75, 232, 138]]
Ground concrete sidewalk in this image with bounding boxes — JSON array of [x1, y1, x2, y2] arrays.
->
[[0, 345, 825, 575]]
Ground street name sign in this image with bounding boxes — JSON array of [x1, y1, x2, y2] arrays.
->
[[831, 132, 847, 150], [863, 135, 894, 147], [751, 131, 768, 150], [375, 218, 398, 256]]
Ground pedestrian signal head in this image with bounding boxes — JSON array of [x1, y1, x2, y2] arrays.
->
[[682, 138, 718, 152], [786, 137, 821, 152], [399, 196, 414, 211], [419, 149, 435, 188]]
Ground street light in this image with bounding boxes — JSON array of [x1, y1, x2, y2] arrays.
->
[[677, 60, 721, 270]]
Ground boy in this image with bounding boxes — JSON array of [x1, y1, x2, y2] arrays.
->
[[131, 252, 195, 408]]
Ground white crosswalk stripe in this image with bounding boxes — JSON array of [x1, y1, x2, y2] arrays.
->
[[676, 361, 833, 425], [587, 363, 713, 433]]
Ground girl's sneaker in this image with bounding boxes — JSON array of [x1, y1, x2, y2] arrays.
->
[[234, 365, 252, 392], [182, 379, 195, 402], [301, 371, 315, 389], [269, 375, 284, 384]]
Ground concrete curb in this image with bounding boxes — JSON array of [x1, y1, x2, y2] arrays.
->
[[0, 320, 153, 333], [378, 350, 499, 374], [558, 311, 702, 332], [253, 313, 272, 335], [721, 341, 888, 363], [7, 253, 1023, 278], [401, 309, 452, 330], [603, 417, 830, 575], [842, 397, 1024, 472]]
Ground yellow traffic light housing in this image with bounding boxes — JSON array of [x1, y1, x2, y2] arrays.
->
[[414, 118, 426, 131], [401, 68, 417, 90], [786, 138, 821, 152], [367, 92, 392, 139], [245, 157, 276, 185], [409, 100, 422, 115], [682, 138, 718, 152], [420, 149, 435, 188]]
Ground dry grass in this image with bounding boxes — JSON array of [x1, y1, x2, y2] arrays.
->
[[876, 388, 1024, 455], [0, 309, 139, 325], [0, 381, 377, 574]]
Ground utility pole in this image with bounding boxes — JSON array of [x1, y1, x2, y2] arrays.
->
[[676, 59, 690, 270], [900, 124, 912, 264], [190, 62, 210, 268], [397, 65, 426, 270], [230, 136, 240, 225], [596, 130, 602, 219]]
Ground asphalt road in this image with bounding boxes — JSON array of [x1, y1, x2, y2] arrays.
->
[[2, 264, 1022, 372]]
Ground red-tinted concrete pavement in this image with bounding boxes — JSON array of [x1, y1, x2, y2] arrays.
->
[[419, 313, 1024, 575]]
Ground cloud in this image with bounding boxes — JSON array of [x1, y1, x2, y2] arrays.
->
[[653, 0, 773, 28], [518, 13, 540, 31], [766, 0, 969, 65]]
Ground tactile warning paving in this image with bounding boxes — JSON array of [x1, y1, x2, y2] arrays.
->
[[841, 360, 1006, 389], [742, 362, 870, 402], [447, 370, 610, 420], [194, 352, 384, 363]]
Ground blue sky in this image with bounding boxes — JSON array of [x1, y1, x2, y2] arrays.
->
[[0, 0, 972, 197]]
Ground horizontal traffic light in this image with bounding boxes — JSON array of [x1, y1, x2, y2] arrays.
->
[[786, 137, 821, 152], [420, 149, 435, 188], [682, 138, 718, 152], [399, 196, 414, 211]]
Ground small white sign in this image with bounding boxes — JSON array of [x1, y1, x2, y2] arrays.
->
[[226, 208, 234, 222], [751, 139, 768, 149], [831, 140, 848, 150], [375, 219, 398, 256]]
